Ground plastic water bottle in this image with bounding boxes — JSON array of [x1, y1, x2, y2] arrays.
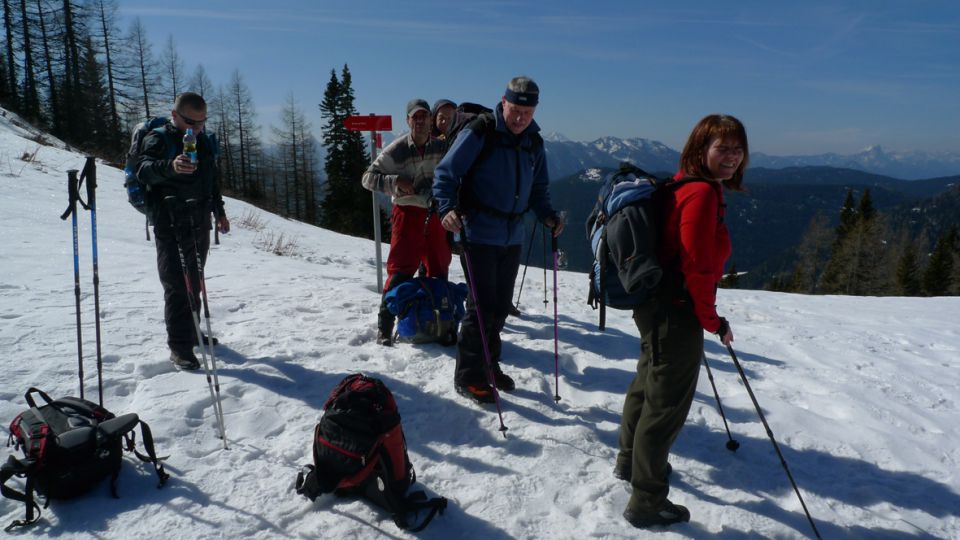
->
[[183, 128, 197, 164]]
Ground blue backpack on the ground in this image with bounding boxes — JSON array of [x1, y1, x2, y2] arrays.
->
[[385, 278, 467, 345], [586, 163, 699, 330]]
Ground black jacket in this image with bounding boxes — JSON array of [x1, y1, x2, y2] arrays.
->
[[136, 123, 224, 228]]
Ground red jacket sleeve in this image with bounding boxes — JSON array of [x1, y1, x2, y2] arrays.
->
[[673, 182, 730, 332]]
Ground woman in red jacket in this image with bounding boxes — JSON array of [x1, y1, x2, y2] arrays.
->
[[616, 114, 748, 528]]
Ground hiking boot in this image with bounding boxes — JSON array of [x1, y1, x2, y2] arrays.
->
[[377, 329, 393, 346], [508, 304, 521, 317], [492, 369, 516, 392], [455, 382, 496, 404], [623, 500, 690, 528], [193, 333, 219, 346], [170, 347, 200, 371]]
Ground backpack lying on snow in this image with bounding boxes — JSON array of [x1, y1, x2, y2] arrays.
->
[[295, 374, 446, 532], [585, 162, 706, 330], [385, 277, 467, 345], [1, 388, 168, 531]]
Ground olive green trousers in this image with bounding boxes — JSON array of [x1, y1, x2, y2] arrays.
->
[[617, 297, 703, 512]]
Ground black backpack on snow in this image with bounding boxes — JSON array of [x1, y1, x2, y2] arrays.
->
[[1, 388, 169, 531], [295, 374, 446, 532], [585, 162, 705, 330]]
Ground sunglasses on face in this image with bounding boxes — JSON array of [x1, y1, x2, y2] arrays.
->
[[176, 110, 207, 126]]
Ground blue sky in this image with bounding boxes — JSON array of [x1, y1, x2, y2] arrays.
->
[[118, 1, 959, 155]]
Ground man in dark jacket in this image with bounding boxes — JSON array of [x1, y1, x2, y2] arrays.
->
[[136, 92, 229, 370], [433, 76, 565, 403]]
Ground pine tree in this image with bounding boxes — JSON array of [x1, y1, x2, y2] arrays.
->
[[857, 187, 875, 222], [949, 227, 960, 295], [159, 34, 183, 103], [318, 65, 381, 239], [35, 0, 60, 133], [273, 92, 319, 222], [787, 213, 832, 293], [895, 242, 922, 296], [819, 189, 891, 295], [78, 34, 109, 152], [3, 0, 19, 110], [923, 231, 954, 296], [187, 63, 212, 97], [123, 18, 157, 119], [90, 0, 124, 155], [226, 69, 258, 198], [59, 0, 83, 141], [835, 188, 857, 243], [17, 0, 41, 122]]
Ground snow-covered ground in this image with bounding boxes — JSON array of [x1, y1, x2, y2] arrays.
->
[[1, 112, 958, 539]]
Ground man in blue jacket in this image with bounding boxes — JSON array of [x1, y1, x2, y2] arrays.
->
[[433, 76, 565, 403]]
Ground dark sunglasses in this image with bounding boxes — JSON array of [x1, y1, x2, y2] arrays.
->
[[176, 110, 207, 126]]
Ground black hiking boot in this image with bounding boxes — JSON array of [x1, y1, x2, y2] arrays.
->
[[508, 304, 521, 317], [455, 382, 496, 404], [170, 347, 200, 371], [623, 500, 690, 528], [377, 328, 393, 346], [193, 333, 219, 346], [492, 368, 516, 392]]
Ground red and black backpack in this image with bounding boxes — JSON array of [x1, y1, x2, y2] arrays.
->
[[1, 388, 168, 531], [295, 374, 446, 532]]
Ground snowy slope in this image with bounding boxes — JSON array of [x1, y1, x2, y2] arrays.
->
[[1, 115, 958, 539]]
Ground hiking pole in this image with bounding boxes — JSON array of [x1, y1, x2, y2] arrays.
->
[[513, 220, 538, 310], [60, 169, 88, 399], [702, 351, 739, 451], [164, 197, 228, 448], [726, 344, 821, 539], [457, 216, 508, 437], [550, 233, 561, 403], [80, 157, 104, 407], [541, 225, 548, 308], [186, 200, 228, 449]]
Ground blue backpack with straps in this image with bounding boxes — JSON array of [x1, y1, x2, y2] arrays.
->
[[384, 278, 468, 345], [585, 163, 704, 330]]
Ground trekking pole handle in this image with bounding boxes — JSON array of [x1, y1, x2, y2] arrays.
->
[[82, 157, 97, 205], [163, 196, 182, 224], [61, 170, 80, 220]]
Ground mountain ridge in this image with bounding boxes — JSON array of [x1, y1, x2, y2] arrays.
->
[[542, 137, 960, 181]]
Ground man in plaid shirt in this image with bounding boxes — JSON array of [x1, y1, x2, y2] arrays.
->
[[362, 98, 451, 346]]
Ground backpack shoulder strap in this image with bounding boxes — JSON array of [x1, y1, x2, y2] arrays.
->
[[1, 456, 41, 531], [123, 419, 170, 488], [393, 490, 448, 532]]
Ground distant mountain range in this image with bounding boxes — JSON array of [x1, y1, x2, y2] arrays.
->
[[542, 136, 960, 181], [533, 166, 960, 289]]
